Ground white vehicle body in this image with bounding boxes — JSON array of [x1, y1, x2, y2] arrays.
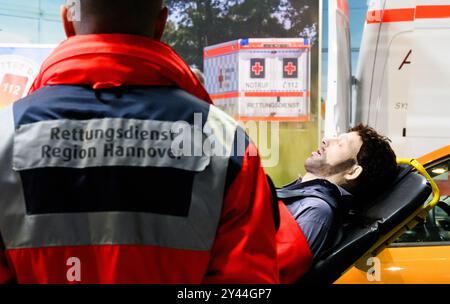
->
[[204, 38, 311, 121], [327, 0, 450, 158]]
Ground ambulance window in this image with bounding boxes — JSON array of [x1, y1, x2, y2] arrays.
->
[[394, 158, 450, 245]]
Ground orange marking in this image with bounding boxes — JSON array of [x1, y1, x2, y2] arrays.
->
[[417, 145, 450, 166], [367, 5, 450, 24], [244, 91, 306, 98], [244, 42, 308, 49], [210, 92, 240, 100], [210, 91, 309, 100], [416, 5, 450, 19], [236, 116, 310, 122], [204, 43, 240, 58], [366, 8, 415, 24], [205, 41, 310, 58], [337, 0, 349, 18]]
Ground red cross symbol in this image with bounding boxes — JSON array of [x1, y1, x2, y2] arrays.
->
[[284, 62, 297, 76], [218, 69, 224, 88], [252, 62, 264, 76]]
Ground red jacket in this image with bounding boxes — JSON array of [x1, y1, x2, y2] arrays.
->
[[0, 34, 279, 284], [276, 201, 313, 283]]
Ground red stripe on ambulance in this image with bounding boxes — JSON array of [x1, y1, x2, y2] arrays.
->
[[367, 5, 450, 24]]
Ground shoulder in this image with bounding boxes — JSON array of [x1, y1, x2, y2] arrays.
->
[[13, 85, 214, 125], [287, 197, 335, 226]]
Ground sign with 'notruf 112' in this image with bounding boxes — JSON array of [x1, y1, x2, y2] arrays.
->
[[204, 38, 311, 121]]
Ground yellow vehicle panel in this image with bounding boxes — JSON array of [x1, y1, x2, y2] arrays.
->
[[335, 245, 450, 284], [418, 145, 450, 166], [336, 145, 450, 284]]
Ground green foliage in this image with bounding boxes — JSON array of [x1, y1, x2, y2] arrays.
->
[[163, 0, 318, 69]]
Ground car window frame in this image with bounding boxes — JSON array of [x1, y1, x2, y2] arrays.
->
[[391, 155, 450, 248]]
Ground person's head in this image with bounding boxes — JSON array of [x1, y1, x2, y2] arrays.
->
[[61, 0, 168, 39], [305, 124, 397, 195]]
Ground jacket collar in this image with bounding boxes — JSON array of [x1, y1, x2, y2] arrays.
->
[[278, 178, 354, 211], [29, 34, 212, 104]]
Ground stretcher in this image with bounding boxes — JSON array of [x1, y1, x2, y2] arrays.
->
[[298, 159, 440, 284]]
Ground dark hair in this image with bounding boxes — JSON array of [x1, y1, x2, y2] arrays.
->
[[349, 124, 398, 197], [73, 0, 163, 36]]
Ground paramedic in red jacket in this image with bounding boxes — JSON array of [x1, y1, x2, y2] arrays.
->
[[0, 0, 279, 284]]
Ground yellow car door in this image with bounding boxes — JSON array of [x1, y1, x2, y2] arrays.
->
[[336, 155, 450, 284]]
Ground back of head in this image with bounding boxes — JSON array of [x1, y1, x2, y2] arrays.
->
[[67, 0, 164, 37], [350, 124, 398, 199]]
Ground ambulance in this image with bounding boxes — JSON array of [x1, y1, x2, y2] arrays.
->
[[204, 38, 311, 122], [324, 0, 450, 284], [326, 0, 450, 158]]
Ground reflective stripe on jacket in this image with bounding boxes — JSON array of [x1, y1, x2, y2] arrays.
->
[[0, 85, 279, 284]]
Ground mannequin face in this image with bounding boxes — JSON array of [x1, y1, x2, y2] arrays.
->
[[305, 131, 363, 185]]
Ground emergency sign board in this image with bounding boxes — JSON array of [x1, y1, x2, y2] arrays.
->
[[0, 44, 55, 108], [283, 58, 298, 79], [204, 38, 311, 121], [250, 58, 266, 79]]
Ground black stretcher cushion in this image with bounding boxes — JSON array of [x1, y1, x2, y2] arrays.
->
[[298, 166, 432, 284]]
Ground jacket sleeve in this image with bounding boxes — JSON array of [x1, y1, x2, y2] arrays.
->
[[276, 202, 313, 283], [292, 197, 335, 261], [203, 142, 279, 284]]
